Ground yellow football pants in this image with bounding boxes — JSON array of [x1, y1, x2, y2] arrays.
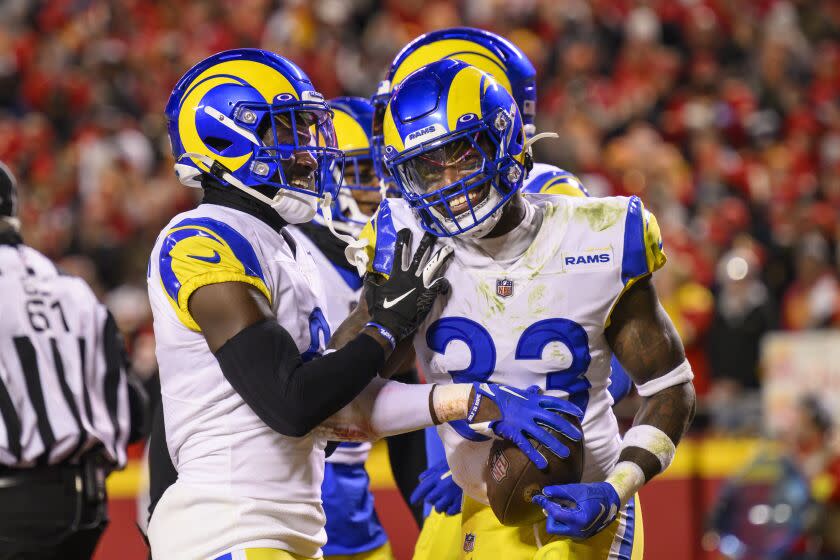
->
[[413, 509, 463, 560], [413, 496, 644, 560], [218, 543, 393, 560]]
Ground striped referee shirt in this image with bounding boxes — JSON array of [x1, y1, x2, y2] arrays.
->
[[0, 244, 131, 468]]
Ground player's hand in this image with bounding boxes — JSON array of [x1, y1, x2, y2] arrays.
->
[[366, 229, 453, 343], [533, 482, 621, 539], [410, 460, 463, 516], [469, 384, 584, 469]]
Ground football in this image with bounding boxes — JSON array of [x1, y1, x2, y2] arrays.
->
[[484, 412, 585, 526]]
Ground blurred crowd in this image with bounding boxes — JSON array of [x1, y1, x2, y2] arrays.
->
[[1, 0, 839, 434]]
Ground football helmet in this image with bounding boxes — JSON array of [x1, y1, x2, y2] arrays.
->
[[372, 27, 537, 187], [326, 96, 380, 226], [522, 164, 590, 197], [166, 48, 341, 224], [383, 59, 526, 237]]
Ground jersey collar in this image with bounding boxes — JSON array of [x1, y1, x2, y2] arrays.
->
[[200, 178, 288, 233]]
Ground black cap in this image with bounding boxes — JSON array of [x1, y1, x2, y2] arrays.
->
[[0, 161, 17, 219]]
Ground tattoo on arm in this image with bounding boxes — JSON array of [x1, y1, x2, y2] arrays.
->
[[606, 276, 696, 478]]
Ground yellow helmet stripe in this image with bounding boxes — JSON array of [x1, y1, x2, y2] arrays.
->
[[179, 76, 252, 173], [178, 59, 302, 173], [382, 103, 405, 153], [332, 109, 370, 152], [391, 39, 512, 95], [185, 59, 298, 104], [446, 66, 486, 130]]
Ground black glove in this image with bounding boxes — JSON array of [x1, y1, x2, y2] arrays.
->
[[366, 229, 453, 344]]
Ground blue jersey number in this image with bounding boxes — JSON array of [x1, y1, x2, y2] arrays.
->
[[426, 316, 592, 439], [302, 307, 331, 362], [515, 319, 591, 413]]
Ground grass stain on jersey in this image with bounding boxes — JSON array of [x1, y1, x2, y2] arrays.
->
[[528, 284, 548, 315], [476, 279, 506, 317], [574, 201, 624, 232]]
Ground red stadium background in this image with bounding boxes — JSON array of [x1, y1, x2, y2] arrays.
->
[[2, 0, 839, 558]]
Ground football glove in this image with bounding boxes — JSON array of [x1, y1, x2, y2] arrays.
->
[[410, 459, 463, 516], [533, 482, 621, 539], [366, 229, 453, 342], [470, 384, 584, 470]]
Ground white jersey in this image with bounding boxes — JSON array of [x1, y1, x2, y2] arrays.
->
[[0, 245, 130, 468], [358, 193, 665, 504], [287, 225, 371, 465], [147, 204, 330, 559]]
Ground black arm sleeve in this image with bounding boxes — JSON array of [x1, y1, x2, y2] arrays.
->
[[214, 319, 384, 438], [385, 369, 426, 527]]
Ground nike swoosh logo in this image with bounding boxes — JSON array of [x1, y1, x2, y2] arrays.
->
[[582, 504, 606, 533], [187, 250, 221, 264], [498, 386, 527, 400], [382, 288, 415, 309]]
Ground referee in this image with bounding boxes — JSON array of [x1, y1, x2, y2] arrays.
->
[[0, 161, 148, 560]]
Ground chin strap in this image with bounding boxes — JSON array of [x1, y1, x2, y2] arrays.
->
[[318, 192, 369, 276], [524, 131, 560, 151], [180, 153, 280, 208], [179, 153, 318, 224]]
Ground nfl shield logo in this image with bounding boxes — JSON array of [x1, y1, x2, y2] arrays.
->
[[489, 449, 509, 483], [496, 279, 514, 298], [463, 533, 476, 552]]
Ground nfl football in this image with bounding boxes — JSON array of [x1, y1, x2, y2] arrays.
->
[[485, 412, 584, 526]]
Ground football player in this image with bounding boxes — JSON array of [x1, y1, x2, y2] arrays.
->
[[369, 28, 632, 559], [147, 48, 582, 560], [347, 60, 696, 560], [287, 96, 402, 560], [369, 31, 547, 556]]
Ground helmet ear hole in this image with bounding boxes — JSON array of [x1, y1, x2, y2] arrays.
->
[[205, 137, 233, 153]]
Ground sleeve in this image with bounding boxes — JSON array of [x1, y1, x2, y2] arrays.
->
[[356, 199, 399, 277], [157, 216, 271, 331], [97, 306, 132, 467], [316, 376, 434, 441], [215, 319, 386, 437], [620, 196, 667, 287], [527, 169, 590, 197]]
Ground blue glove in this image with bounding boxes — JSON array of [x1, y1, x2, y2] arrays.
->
[[472, 383, 584, 469], [532, 482, 621, 539], [409, 460, 463, 516]]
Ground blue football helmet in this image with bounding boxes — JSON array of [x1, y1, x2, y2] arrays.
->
[[372, 27, 537, 188], [166, 48, 341, 224], [383, 59, 526, 237], [325, 96, 381, 226]]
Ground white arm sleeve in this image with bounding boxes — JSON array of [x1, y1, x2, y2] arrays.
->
[[315, 378, 434, 441]]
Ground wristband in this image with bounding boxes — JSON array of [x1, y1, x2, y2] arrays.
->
[[634, 359, 693, 397], [621, 424, 676, 473], [605, 461, 646, 506], [365, 321, 396, 350], [466, 391, 482, 423]]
